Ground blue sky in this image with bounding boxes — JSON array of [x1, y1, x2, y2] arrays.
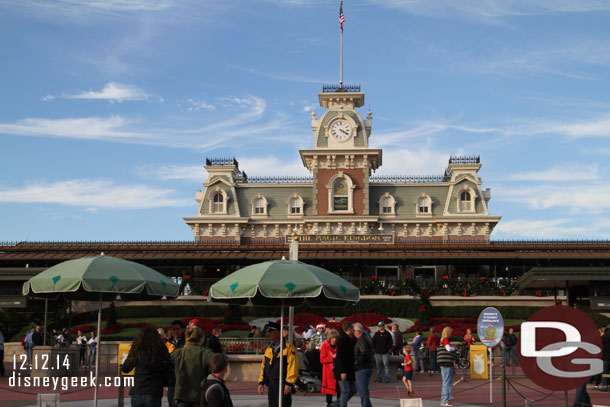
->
[[2, 0, 610, 241]]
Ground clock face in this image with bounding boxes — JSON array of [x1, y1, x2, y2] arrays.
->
[[330, 120, 352, 141]]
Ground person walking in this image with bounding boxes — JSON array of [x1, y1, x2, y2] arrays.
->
[[122, 326, 173, 407], [601, 325, 610, 391], [501, 328, 519, 367], [257, 322, 298, 407], [411, 331, 423, 372], [86, 331, 98, 370], [167, 320, 186, 407], [401, 345, 414, 397], [200, 353, 233, 407], [335, 321, 357, 407], [172, 327, 213, 407], [353, 323, 373, 407], [391, 324, 403, 355], [437, 326, 456, 407], [427, 328, 440, 374], [23, 328, 34, 365], [320, 329, 339, 407], [76, 330, 87, 366], [372, 321, 393, 383]]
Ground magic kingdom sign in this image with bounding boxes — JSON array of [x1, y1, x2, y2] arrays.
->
[[287, 234, 394, 244]]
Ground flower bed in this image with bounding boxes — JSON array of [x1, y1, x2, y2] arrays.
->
[[406, 317, 520, 339]]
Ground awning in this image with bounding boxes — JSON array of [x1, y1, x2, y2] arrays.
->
[[518, 267, 610, 289]]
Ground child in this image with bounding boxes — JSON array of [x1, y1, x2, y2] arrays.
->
[[401, 345, 415, 396]]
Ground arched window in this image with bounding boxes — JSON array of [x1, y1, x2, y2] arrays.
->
[[253, 197, 265, 214], [290, 198, 301, 214], [416, 194, 432, 215], [212, 192, 224, 213], [459, 189, 474, 212], [333, 178, 349, 210], [326, 172, 355, 213], [378, 192, 396, 216]]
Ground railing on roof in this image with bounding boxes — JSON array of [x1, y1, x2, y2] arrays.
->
[[236, 175, 313, 184], [205, 157, 239, 167], [449, 155, 480, 164], [370, 174, 448, 183], [322, 84, 361, 93]]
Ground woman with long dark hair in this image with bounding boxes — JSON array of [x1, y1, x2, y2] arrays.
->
[[122, 326, 173, 407]]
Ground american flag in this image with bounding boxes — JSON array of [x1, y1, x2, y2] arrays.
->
[[339, 1, 345, 33]]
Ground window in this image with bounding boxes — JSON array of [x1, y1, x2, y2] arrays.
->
[[378, 193, 396, 216], [459, 190, 474, 212], [417, 195, 432, 215], [333, 178, 349, 210], [254, 198, 265, 214], [290, 198, 301, 214], [212, 193, 224, 213]]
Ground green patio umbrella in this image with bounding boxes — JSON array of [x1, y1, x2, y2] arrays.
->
[[210, 259, 359, 407], [22, 254, 179, 407]]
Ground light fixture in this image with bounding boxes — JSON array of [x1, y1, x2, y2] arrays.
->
[[378, 222, 384, 232]]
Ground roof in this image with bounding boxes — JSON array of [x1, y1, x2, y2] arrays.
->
[[518, 267, 610, 289]]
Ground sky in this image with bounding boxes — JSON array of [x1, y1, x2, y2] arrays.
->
[[2, 0, 610, 241]]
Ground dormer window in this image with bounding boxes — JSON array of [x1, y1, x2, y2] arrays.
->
[[416, 194, 432, 216], [208, 188, 229, 215], [378, 193, 396, 216], [288, 196, 304, 215], [458, 189, 475, 213], [251, 195, 269, 216]]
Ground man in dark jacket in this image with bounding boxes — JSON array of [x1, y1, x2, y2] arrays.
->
[[353, 323, 373, 407], [502, 328, 519, 367], [335, 321, 356, 407], [372, 321, 393, 383], [206, 328, 223, 354], [601, 325, 610, 391]]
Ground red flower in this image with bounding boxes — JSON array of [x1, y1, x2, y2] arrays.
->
[[443, 275, 449, 280], [536, 290, 542, 297], [184, 275, 191, 280], [203, 290, 209, 295], [461, 291, 468, 297], [500, 289, 505, 294], [406, 275, 412, 280], [391, 291, 396, 296], [372, 276, 378, 281], [480, 277, 486, 281], [423, 290, 430, 297], [419, 306, 426, 312]]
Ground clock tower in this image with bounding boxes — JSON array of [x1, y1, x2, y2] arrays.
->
[[300, 85, 382, 217]]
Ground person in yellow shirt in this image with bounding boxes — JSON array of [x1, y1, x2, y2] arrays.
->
[[257, 321, 298, 407]]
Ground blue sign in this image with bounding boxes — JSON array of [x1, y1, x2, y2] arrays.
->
[[477, 307, 504, 348]]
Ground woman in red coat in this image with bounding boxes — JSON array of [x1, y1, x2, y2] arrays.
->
[[320, 329, 339, 407]]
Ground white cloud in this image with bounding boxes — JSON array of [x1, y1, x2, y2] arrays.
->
[[492, 218, 595, 239], [41, 95, 55, 102], [237, 156, 310, 177], [187, 98, 215, 112], [66, 82, 155, 103], [144, 165, 206, 182], [507, 164, 600, 182], [0, 179, 191, 209], [494, 182, 610, 212], [376, 146, 449, 176], [0, 116, 146, 141]]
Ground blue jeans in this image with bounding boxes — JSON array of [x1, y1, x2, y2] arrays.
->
[[440, 365, 454, 404], [131, 395, 162, 407], [502, 347, 519, 366], [338, 379, 356, 407], [374, 353, 390, 382], [573, 382, 590, 407], [356, 369, 372, 407], [86, 348, 96, 367]]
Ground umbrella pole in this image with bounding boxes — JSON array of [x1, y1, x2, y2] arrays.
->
[[43, 299, 48, 346], [279, 299, 284, 407], [94, 295, 102, 407]]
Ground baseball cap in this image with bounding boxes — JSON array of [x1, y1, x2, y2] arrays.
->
[[377, 321, 385, 327]]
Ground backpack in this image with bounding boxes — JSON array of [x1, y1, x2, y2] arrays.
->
[[201, 378, 232, 407]]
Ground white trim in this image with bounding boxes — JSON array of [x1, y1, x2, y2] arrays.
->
[[415, 194, 433, 217], [378, 192, 396, 217], [209, 188, 229, 215]]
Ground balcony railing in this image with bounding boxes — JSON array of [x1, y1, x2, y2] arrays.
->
[[221, 337, 271, 354]]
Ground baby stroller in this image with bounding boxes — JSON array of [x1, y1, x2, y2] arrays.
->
[[294, 348, 322, 393], [455, 345, 471, 370]]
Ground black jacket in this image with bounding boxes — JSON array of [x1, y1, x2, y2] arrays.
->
[[200, 374, 233, 407], [354, 333, 374, 371], [602, 329, 610, 362], [122, 351, 173, 398], [503, 333, 517, 348], [206, 334, 223, 354], [32, 331, 44, 346], [372, 330, 393, 354], [334, 331, 356, 381]]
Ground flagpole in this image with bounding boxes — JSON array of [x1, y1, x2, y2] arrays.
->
[[339, 0, 344, 88]]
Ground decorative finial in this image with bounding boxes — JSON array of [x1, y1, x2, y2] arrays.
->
[[367, 109, 373, 119], [311, 110, 316, 118]]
